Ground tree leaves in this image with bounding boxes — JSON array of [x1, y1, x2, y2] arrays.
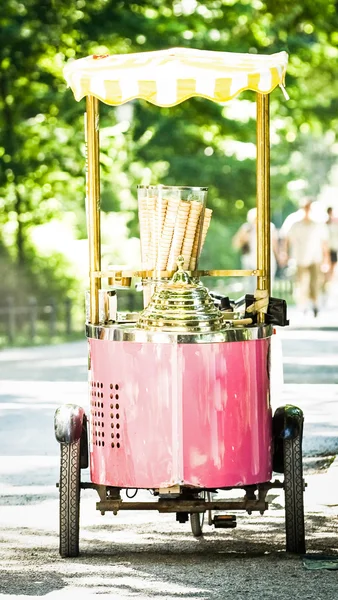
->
[[1, 0, 337, 275]]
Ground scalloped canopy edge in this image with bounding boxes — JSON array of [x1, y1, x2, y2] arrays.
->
[[64, 47, 288, 107]]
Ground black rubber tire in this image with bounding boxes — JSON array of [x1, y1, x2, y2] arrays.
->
[[59, 441, 81, 558], [284, 435, 306, 554], [190, 491, 208, 537], [190, 511, 204, 537]]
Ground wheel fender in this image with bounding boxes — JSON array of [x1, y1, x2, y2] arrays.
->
[[272, 405, 304, 474], [273, 405, 304, 441], [54, 404, 85, 444]]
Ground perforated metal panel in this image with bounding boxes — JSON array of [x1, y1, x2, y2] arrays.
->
[[90, 381, 106, 448], [109, 383, 121, 450]]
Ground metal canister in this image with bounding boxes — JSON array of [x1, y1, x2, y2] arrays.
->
[[85, 290, 117, 324]]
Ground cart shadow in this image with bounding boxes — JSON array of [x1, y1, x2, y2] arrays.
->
[[80, 508, 338, 556], [0, 543, 298, 598], [0, 513, 337, 598]]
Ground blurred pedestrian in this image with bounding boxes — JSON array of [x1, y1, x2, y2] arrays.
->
[[325, 206, 338, 283], [284, 198, 329, 317], [232, 207, 279, 293], [278, 204, 304, 268]]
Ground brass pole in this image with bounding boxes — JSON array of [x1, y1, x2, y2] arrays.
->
[[85, 96, 101, 324], [256, 93, 271, 323]]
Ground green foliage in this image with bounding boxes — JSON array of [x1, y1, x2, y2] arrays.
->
[[0, 241, 78, 307], [0, 239, 84, 347], [1, 0, 338, 322]]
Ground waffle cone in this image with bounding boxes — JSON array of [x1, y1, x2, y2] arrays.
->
[[181, 201, 202, 269], [199, 208, 213, 254], [139, 199, 150, 269], [155, 197, 168, 269], [147, 197, 157, 269], [167, 201, 191, 270], [189, 218, 203, 270], [189, 207, 212, 270], [157, 198, 180, 270]]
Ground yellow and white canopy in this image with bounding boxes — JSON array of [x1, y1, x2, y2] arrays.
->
[[64, 47, 288, 107]]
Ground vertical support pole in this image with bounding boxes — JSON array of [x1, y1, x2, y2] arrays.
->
[[85, 96, 101, 324], [256, 93, 271, 323]]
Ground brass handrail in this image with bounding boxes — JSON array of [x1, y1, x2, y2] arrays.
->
[[92, 268, 265, 280]]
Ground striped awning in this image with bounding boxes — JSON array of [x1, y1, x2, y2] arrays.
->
[[64, 47, 288, 107]]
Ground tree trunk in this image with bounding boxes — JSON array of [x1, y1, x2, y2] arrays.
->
[[14, 189, 25, 267]]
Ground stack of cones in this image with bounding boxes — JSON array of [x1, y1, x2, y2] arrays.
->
[[138, 195, 212, 273], [156, 197, 179, 270], [181, 201, 203, 269], [167, 201, 191, 270]]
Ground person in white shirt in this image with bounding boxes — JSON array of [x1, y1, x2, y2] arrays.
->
[[285, 198, 329, 317], [232, 207, 279, 293], [326, 206, 338, 283]]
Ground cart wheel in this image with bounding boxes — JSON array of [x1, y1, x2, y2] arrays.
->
[[59, 440, 81, 558], [190, 491, 210, 537], [284, 435, 305, 554], [190, 511, 205, 537]]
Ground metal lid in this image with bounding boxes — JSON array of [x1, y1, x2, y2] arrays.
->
[[137, 256, 224, 332]]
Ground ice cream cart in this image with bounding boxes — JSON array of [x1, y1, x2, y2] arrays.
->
[[54, 47, 305, 557]]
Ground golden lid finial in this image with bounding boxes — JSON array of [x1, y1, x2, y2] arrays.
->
[[171, 255, 192, 285]]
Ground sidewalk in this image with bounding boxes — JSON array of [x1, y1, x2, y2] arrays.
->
[[285, 274, 338, 329], [287, 306, 338, 329], [276, 299, 338, 523], [306, 455, 338, 508]]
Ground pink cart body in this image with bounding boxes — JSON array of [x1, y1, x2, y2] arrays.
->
[[89, 335, 272, 490]]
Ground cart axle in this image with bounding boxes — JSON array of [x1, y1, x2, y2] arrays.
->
[[96, 499, 268, 513]]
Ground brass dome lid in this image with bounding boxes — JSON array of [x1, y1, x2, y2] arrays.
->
[[137, 256, 224, 333]]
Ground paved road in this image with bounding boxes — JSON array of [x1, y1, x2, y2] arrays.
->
[[0, 314, 338, 599], [277, 310, 338, 458]]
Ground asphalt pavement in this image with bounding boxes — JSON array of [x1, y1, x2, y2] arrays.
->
[[0, 305, 338, 599]]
